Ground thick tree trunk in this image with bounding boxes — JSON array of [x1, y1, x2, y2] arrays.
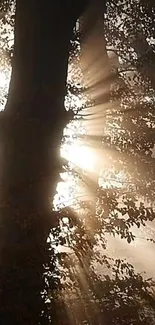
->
[[0, 1, 90, 324]]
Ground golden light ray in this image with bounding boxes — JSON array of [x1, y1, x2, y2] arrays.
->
[[59, 252, 100, 324]]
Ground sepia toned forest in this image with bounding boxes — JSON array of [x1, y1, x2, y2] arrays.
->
[[0, 0, 155, 324]]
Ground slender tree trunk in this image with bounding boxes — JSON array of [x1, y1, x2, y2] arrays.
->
[[0, 1, 90, 324]]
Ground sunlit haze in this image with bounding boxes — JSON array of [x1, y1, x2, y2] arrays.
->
[[0, 20, 155, 283], [61, 144, 96, 171]]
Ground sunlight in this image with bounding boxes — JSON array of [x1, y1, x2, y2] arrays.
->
[[53, 172, 77, 209], [0, 71, 7, 87], [65, 93, 85, 112], [99, 169, 127, 189], [61, 143, 96, 172], [0, 69, 11, 111]]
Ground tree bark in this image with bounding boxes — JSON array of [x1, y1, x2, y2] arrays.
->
[[0, 0, 90, 324]]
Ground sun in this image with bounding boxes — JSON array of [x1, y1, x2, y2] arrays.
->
[[54, 123, 99, 208], [61, 143, 96, 172]]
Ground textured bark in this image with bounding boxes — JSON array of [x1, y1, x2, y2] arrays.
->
[[0, 0, 90, 324]]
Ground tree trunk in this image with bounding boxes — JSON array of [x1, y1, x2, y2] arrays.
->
[[0, 0, 90, 324]]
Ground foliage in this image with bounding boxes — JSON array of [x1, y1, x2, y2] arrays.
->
[[45, 1, 155, 323], [1, 0, 155, 325], [102, 0, 155, 200]]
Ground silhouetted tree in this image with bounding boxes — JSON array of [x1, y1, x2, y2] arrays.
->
[[0, 1, 91, 324], [0, 1, 155, 325]]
